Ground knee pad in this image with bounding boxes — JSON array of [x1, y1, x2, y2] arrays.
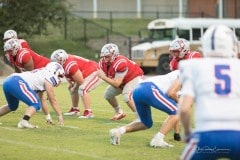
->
[[104, 86, 120, 100], [122, 93, 131, 103], [104, 90, 114, 100]]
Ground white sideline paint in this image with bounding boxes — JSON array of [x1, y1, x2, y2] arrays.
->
[[1, 125, 79, 130], [0, 138, 112, 160], [63, 125, 79, 129], [1, 126, 21, 131], [105, 122, 127, 125]]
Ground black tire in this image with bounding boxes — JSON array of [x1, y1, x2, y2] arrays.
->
[[141, 67, 154, 75], [156, 55, 171, 75]]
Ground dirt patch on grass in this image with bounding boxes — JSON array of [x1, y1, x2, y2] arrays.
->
[[0, 57, 14, 76]]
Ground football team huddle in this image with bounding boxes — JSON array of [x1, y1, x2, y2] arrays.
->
[[1, 24, 240, 160]]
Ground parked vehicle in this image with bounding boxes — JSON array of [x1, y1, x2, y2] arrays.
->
[[131, 18, 240, 74]]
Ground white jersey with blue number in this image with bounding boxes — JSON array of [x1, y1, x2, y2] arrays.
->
[[179, 58, 240, 132], [143, 70, 179, 93], [11, 68, 59, 92]]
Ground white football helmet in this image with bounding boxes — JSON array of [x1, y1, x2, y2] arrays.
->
[[100, 43, 120, 61], [45, 62, 65, 86], [3, 30, 18, 41], [4, 38, 20, 56], [169, 38, 190, 58], [202, 24, 238, 58], [50, 49, 68, 65]]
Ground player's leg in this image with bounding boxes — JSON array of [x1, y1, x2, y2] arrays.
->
[[63, 90, 80, 116], [144, 82, 178, 147], [109, 82, 152, 145], [1, 76, 20, 116], [104, 85, 125, 120], [78, 73, 102, 118], [4, 77, 40, 128], [122, 76, 143, 120]]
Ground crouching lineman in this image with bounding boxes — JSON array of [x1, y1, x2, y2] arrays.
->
[[0, 62, 65, 128], [97, 43, 144, 121]]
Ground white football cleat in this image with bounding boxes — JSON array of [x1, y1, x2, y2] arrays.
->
[[150, 137, 174, 148], [109, 128, 121, 145], [17, 120, 38, 129]]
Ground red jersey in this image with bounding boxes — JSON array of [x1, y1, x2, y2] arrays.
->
[[169, 51, 202, 71], [19, 39, 31, 49], [5, 39, 31, 64], [9, 48, 50, 70], [99, 55, 143, 87], [64, 54, 98, 82]]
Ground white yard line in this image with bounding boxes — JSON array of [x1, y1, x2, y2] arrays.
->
[[63, 125, 79, 129], [0, 138, 114, 160]]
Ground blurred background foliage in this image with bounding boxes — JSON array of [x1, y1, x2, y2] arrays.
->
[[0, 0, 150, 61], [0, 0, 69, 36]]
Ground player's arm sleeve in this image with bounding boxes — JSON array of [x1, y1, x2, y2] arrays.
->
[[194, 52, 202, 58], [22, 57, 34, 71], [21, 52, 34, 71], [111, 61, 128, 87], [169, 58, 178, 71], [115, 67, 128, 78]]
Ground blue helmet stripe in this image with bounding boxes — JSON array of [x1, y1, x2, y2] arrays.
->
[[211, 27, 217, 50]]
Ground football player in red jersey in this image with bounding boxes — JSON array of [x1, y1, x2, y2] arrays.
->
[[169, 38, 202, 71], [3, 38, 53, 124], [51, 49, 102, 118], [97, 43, 144, 121], [3, 29, 31, 66], [4, 39, 50, 73], [3, 29, 31, 49]]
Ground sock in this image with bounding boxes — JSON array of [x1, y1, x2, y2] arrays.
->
[[72, 107, 78, 109], [114, 106, 122, 113], [156, 132, 165, 139], [119, 126, 126, 135], [23, 115, 30, 121]]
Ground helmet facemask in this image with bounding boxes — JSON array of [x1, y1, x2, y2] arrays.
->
[[100, 43, 120, 63], [50, 49, 68, 65], [169, 38, 189, 59], [4, 38, 20, 56], [45, 62, 65, 86]]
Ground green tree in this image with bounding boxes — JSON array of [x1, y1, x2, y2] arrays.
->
[[0, 0, 69, 36]]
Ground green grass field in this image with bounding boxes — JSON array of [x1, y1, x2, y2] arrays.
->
[[0, 81, 185, 160]]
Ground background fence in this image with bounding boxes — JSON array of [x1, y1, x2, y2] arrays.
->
[[64, 10, 206, 58]]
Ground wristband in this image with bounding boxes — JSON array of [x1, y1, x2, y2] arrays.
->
[[45, 114, 52, 120]]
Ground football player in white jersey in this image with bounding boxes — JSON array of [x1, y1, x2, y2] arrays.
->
[[109, 70, 182, 148], [0, 62, 65, 128], [179, 24, 240, 159]]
